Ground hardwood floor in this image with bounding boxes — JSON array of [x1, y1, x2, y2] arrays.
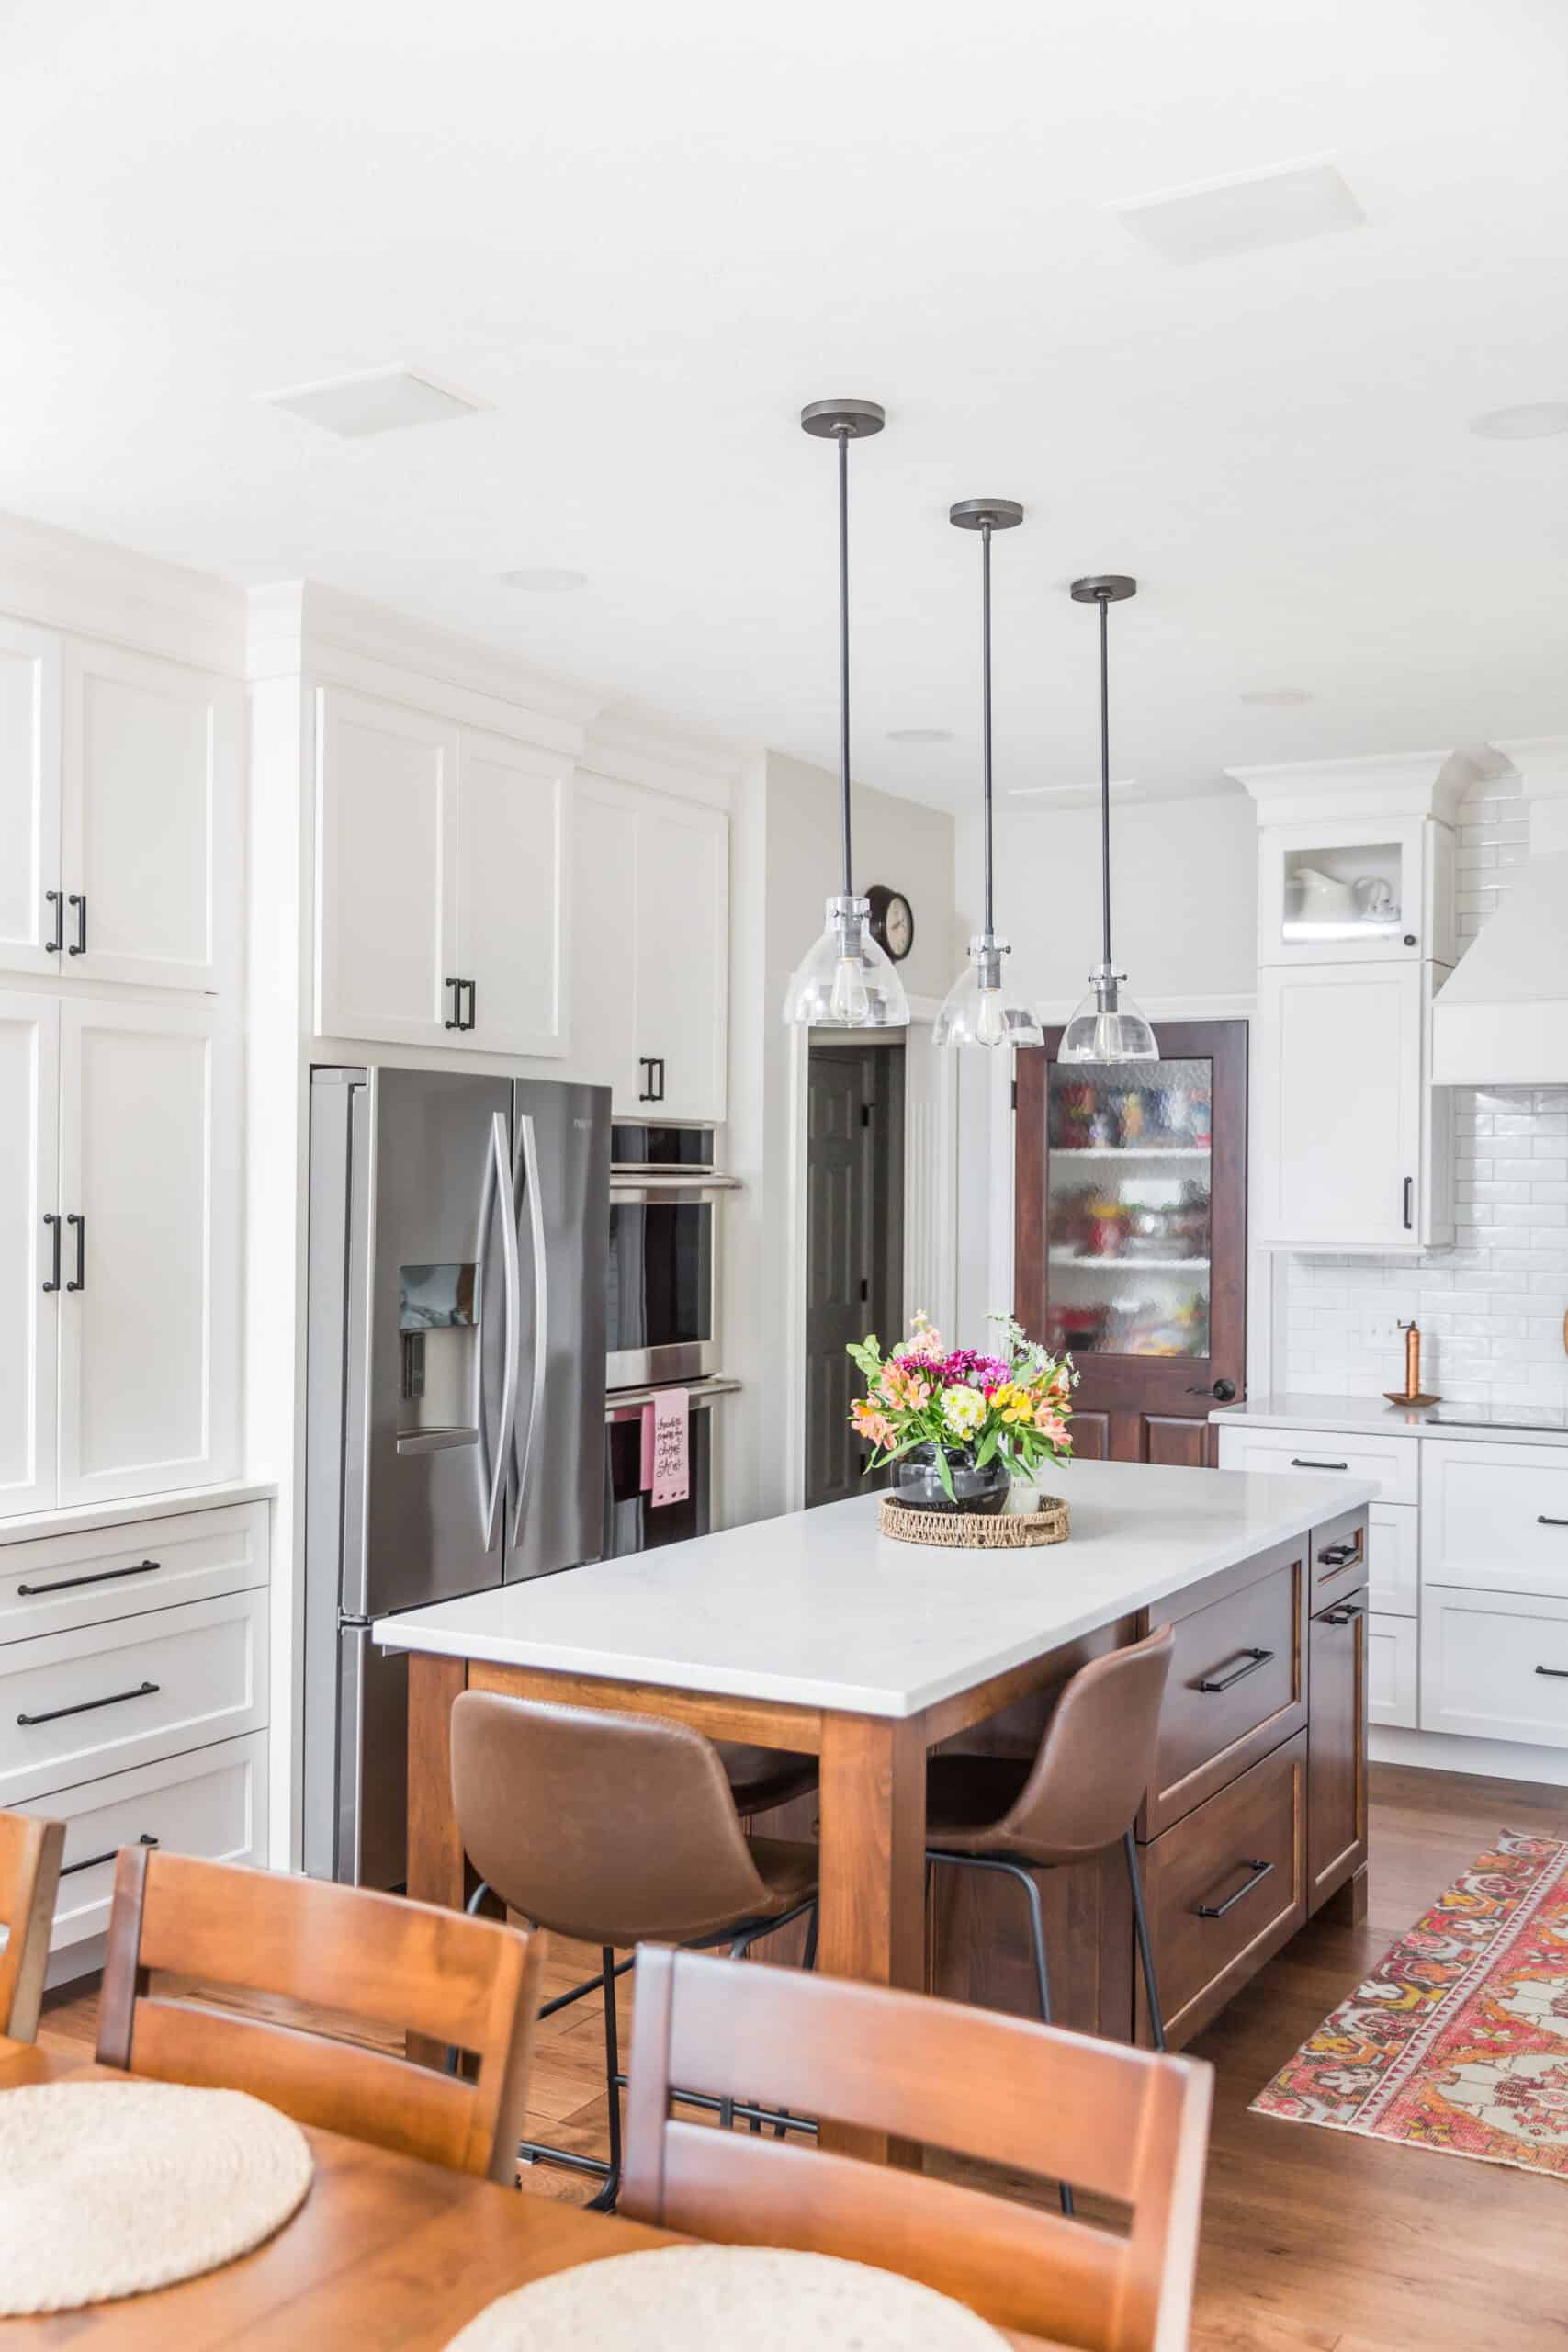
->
[[40, 1761, 1567, 2349]]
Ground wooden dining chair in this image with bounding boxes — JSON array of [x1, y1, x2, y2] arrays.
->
[[0, 1809, 64, 2043], [97, 1844, 545, 2184], [622, 1946, 1212, 2352]]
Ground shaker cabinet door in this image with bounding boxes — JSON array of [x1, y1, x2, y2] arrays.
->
[[454, 727, 570, 1058], [635, 793, 728, 1123], [1307, 1589, 1370, 1911], [0, 618, 62, 978], [56, 998, 237, 1506], [1254, 962, 1427, 1250], [62, 640, 239, 991], [315, 687, 460, 1046], [0, 995, 60, 1517]]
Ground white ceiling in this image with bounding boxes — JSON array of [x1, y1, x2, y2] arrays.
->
[[4, 0, 1567, 808]]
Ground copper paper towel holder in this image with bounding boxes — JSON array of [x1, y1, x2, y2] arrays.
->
[[1385, 1317, 1441, 1408]]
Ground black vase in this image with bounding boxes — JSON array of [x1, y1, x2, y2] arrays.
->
[[893, 1442, 1010, 1516]]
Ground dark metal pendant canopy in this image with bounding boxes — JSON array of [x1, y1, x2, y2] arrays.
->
[[1061, 574, 1158, 1063]]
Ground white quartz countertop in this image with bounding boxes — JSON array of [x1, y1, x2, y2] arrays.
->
[[372, 1458, 1374, 1720], [1212, 1393, 1568, 1444]]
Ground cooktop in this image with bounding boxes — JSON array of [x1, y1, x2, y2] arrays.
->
[[1426, 1404, 1568, 1433]]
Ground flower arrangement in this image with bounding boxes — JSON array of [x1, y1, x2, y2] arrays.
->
[[847, 1311, 1077, 1502]]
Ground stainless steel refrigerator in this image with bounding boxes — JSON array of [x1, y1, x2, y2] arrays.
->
[[302, 1064, 610, 1887]]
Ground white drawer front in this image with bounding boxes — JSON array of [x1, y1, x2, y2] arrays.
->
[[1368, 1611, 1417, 1728], [16, 1732, 268, 1950], [1423, 1440, 1568, 1600], [1369, 1502, 1418, 1619], [0, 1503, 267, 1645], [0, 1589, 267, 1804], [1421, 1586, 1568, 1747], [1215, 1425, 1418, 1506]]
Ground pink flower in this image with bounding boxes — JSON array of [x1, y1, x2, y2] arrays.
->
[[1032, 1406, 1069, 1442], [852, 1397, 897, 1450]]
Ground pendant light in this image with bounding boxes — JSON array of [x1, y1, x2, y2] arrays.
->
[[783, 400, 910, 1030], [1060, 575, 1159, 1063], [932, 501, 1043, 1050]]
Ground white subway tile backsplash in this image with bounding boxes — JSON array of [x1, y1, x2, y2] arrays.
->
[[1279, 775, 1568, 1407]]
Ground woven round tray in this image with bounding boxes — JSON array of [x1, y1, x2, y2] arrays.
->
[[879, 1495, 1069, 1548]]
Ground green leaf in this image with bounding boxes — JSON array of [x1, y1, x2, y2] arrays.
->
[[935, 1448, 955, 1502], [973, 1426, 999, 1469]]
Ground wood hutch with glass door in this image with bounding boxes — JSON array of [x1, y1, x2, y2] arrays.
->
[[1014, 1023, 1248, 1464]]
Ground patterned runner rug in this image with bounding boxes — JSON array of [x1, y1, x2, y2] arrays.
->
[[1252, 1829, 1568, 2179]]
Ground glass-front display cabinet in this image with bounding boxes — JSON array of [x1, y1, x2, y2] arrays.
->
[[1013, 1022, 1248, 1464], [1257, 815, 1454, 967]]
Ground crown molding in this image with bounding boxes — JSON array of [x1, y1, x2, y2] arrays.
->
[[1226, 744, 1507, 828], [0, 506, 246, 675]]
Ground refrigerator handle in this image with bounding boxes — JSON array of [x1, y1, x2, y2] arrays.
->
[[514, 1111, 549, 1514], [484, 1111, 522, 1551]]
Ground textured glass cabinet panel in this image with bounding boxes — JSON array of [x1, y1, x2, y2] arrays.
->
[[1280, 839, 1405, 949], [1044, 1058, 1213, 1359]]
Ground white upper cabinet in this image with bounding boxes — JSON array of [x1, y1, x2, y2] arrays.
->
[[0, 996, 60, 1516], [55, 997, 237, 1507], [314, 687, 461, 1046], [1254, 961, 1452, 1251], [0, 619, 62, 976], [452, 728, 570, 1058], [1258, 813, 1455, 969], [62, 640, 240, 991], [571, 775, 728, 1122]]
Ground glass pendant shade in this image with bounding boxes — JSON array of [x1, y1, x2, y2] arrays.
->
[[784, 893, 910, 1028], [932, 936, 1042, 1049], [1061, 968, 1159, 1062]]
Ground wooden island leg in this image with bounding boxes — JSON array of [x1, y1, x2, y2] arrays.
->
[[816, 1710, 929, 2165], [405, 1652, 469, 2065]]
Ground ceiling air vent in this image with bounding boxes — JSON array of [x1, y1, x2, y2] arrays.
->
[[259, 365, 490, 438], [1114, 160, 1365, 265]]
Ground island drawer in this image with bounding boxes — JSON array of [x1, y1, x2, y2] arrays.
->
[[0, 1504, 269, 1647], [1309, 1504, 1371, 1605], [1136, 1731, 1307, 2049], [1214, 1424, 1417, 1506], [1140, 1541, 1307, 1838]]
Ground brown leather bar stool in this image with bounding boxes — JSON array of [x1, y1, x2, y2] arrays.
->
[[714, 1742, 818, 1819], [450, 1691, 820, 2210], [924, 1622, 1175, 2215]]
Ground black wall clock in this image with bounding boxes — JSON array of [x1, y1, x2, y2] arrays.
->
[[865, 884, 914, 963]]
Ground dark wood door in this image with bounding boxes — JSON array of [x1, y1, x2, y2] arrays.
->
[[804, 1043, 905, 1509], [1014, 1021, 1247, 1465]]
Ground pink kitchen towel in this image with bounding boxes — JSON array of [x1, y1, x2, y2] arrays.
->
[[640, 1388, 690, 1509]]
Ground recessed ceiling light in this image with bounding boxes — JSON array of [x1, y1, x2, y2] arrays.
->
[[259, 365, 489, 439], [501, 567, 589, 593], [1240, 687, 1314, 707], [886, 727, 953, 744], [1469, 402, 1568, 442], [1115, 160, 1364, 266]]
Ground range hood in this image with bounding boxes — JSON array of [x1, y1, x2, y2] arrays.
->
[[1432, 737, 1568, 1089]]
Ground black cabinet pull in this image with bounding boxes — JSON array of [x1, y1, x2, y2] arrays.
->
[[1538, 1517, 1568, 1529], [65, 1213, 85, 1293], [44, 889, 63, 954], [1318, 1541, 1359, 1567], [444, 977, 462, 1031], [1195, 1858, 1274, 1919], [1324, 1603, 1364, 1626], [60, 1832, 159, 1880], [41, 1213, 62, 1295], [1292, 1456, 1348, 1471], [67, 893, 86, 956], [17, 1679, 158, 1728], [461, 978, 477, 1031], [1197, 1645, 1272, 1694], [1535, 1665, 1568, 1679], [638, 1056, 665, 1103], [1403, 1175, 1414, 1231], [17, 1558, 159, 1599]]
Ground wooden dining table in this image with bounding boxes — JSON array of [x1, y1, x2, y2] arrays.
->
[[0, 2042, 1051, 2347]]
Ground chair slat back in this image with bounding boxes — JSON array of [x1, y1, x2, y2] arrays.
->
[[622, 1946, 1212, 2352], [0, 1810, 63, 2042], [97, 1845, 544, 2183]]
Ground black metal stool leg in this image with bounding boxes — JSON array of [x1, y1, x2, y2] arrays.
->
[[1124, 1828, 1166, 2052], [585, 1945, 623, 2211]]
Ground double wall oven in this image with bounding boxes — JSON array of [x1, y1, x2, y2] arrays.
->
[[604, 1125, 737, 1554]]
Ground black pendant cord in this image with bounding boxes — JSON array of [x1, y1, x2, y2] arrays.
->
[[837, 425, 853, 901], [1098, 587, 1113, 973], [981, 520, 996, 941]]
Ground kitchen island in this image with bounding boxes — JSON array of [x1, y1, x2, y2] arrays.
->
[[378, 1458, 1371, 2147]]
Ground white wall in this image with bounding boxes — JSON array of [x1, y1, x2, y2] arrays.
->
[[720, 752, 959, 1527]]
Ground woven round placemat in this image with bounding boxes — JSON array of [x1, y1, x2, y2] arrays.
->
[[879, 1494, 1069, 1548], [446, 2245, 1007, 2351], [0, 2080, 314, 2315]]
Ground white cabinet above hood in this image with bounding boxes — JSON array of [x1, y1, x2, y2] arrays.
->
[[1431, 737, 1568, 1090]]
